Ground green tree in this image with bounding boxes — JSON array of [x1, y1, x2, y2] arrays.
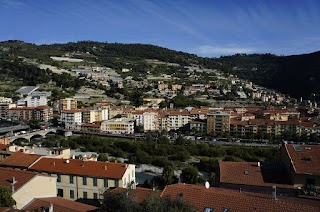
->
[[98, 153, 109, 162], [162, 165, 174, 185], [180, 166, 199, 184], [0, 186, 15, 207]]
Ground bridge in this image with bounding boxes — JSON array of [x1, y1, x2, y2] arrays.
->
[[0, 125, 30, 135], [4, 129, 57, 143]]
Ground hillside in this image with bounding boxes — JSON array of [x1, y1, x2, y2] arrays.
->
[[216, 52, 320, 99], [1, 40, 320, 100]]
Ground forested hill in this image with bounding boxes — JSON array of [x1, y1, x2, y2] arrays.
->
[[1, 40, 320, 99], [215, 51, 320, 99]]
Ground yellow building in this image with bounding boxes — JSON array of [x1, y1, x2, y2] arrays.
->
[[1, 152, 136, 201], [101, 118, 135, 134], [0, 167, 57, 209], [207, 112, 230, 135], [59, 98, 77, 111]]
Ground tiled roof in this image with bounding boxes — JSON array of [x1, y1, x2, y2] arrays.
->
[[29, 157, 129, 179], [22, 197, 97, 212], [61, 109, 84, 113], [0, 207, 20, 212], [0, 152, 42, 168], [81, 123, 101, 127], [0, 144, 8, 151], [219, 162, 294, 188], [161, 183, 320, 212], [0, 167, 38, 191], [111, 187, 158, 203], [284, 144, 320, 175]]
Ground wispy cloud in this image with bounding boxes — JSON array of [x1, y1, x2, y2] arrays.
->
[[196, 45, 255, 56]]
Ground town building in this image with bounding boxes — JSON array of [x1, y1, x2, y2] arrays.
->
[[218, 161, 297, 196], [280, 143, 320, 196], [165, 110, 190, 131], [0, 152, 136, 201], [0, 167, 57, 209], [207, 111, 230, 135], [161, 183, 320, 212], [101, 118, 135, 134], [59, 98, 77, 111], [61, 109, 83, 130], [0, 102, 16, 118], [22, 197, 97, 212]]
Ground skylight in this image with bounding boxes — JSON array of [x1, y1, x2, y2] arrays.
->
[[293, 145, 303, 151]]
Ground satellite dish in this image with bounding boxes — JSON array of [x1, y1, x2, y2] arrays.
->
[[205, 181, 210, 189]]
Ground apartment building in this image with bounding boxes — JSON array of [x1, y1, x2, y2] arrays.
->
[[82, 108, 108, 123], [101, 118, 135, 134], [166, 110, 190, 131], [33, 105, 53, 122], [0, 102, 16, 118], [207, 111, 230, 135], [61, 109, 83, 130], [59, 98, 77, 111], [8, 107, 34, 121], [143, 111, 159, 131], [1, 152, 136, 201]]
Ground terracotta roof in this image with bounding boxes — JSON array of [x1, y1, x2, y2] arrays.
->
[[29, 157, 129, 179], [219, 162, 294, 189], [22, 197, 97, 212], [35, 105, 52, 109], [0, 167, 39, 192], [81, 123, 101, 127], [0, 144, 8, 151], [111, 187, 158, 203], [284, 144, 320, 175], [161, 183, 320, 212], [0, 207, 20, 212], [166, 109, 190, 116], [0, 152, 42, 168], [61, 109, 84, 113]]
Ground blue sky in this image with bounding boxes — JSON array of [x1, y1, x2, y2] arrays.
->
[[1, 0, 320, 57]]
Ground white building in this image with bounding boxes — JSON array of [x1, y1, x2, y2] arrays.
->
[[101, 118, 135, 134], [61, 110, 83, 130], [166, 110, 190, 131], [143, 111, 158, 131]]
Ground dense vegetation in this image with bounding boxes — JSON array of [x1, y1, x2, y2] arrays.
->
[[101, 189, 195, 212], [217, 52, 320, 99]]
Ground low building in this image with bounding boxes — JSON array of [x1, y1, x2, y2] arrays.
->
[[280, 143, 320, 196], [101, 118, 135, 134], [218, 161, 297, 196], [1, 152, 136, 201], [161, 183, 320, 212], [22, 197, 97, 212], [0, 167, 57, 209]]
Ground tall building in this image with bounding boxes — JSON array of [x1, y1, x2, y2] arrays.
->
[[59, 98, 77, 111], [60, 110, 83, 130], [0, 102, 16, 118], [207, 111, 230, 135]]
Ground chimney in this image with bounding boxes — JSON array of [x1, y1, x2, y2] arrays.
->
[[11, 177, 17, 193], [272, 186, 277, 200], [104, 166, 107, 170], [49, 203, 53, 212], [257, 162, 260, 167]]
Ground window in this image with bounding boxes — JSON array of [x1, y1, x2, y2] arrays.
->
[[104, 179, 108, 188], [93, 177, 97, 186], [57, 174, 61, 182], [70, 190, 74, 199], [69, 175, 74, 184], [57, 189, 63, 197], [83, 191, 87, 199], [83, 177, 87, 185], [204, 208, 214, 212], [223, 208, 230, 212], [94, 192, 98, 199]]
